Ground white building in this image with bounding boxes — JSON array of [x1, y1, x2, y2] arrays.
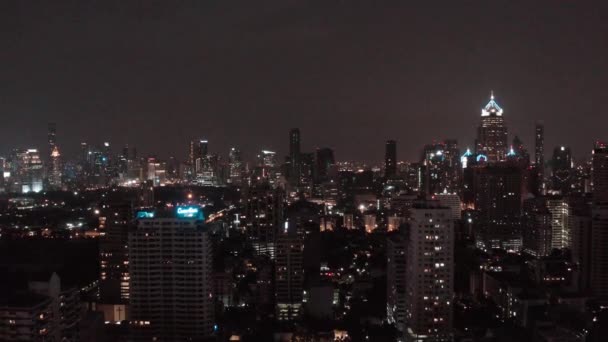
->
[[405, 200, 454, 342]]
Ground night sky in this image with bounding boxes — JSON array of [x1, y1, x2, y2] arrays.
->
[[1, 1, 607, 163]]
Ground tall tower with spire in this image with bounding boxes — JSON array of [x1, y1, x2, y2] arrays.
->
[[475, 92, 508, 163]]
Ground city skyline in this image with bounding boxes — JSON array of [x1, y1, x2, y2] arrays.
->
[[0, 92, 600, 166], [1, 1, 607, 161]]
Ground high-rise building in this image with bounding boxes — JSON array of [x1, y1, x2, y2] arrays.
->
[[290, 128, 301, 184], [228, 147, 244, 185], [467, 163, 523, 250], [49, 146, 62, 189], [146, 157, 166, 186], [385, 140, 397, 178], [275, 212, 305, 321], [315, 148, 335, 183], [522, 198, 553, 257], [475, 92, 508, 163], [551, 146, 573, 195], [405, 200, 454, 341], [569, 196, 592, 293], [189, 139, 208, 174], [435, 192, 461, 220], [99, 202, 133, 314], [535, 122, 545, 194], [421, 141, 460, 195], [546, 196, 570, 250], [245, 184, 284, 258], [387, 232, 407, 333], [9, 149, 44, 193], [591, 141, 608, 303], [129, 206, 214, 340]]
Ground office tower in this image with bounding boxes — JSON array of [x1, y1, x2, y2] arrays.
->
[[275, 214, 305, 321], [189, 139, 208, 174], [475, 92, 508, 163], [551, 146, 573, 194], [435, 192, 461, 220], [405, 200, 453, 341], [80, 142, 89, 172], [572, 161, 592, 195], [522, 198, 553, 257], [468, 164, 523, 250], [245, 184, 285, 258], [315, 148, 335, 183], [99, 202, 133, 320], [298, 152, 315, 194], [535, 122, 545, 194], [421, 141, 460, 195], [546, 197, 570, 250], [10, 148, 44, 193], [569, 197, 592, 293], [146, 157, 166, 186], [118, 144, 137, 177], [228, 147, 244, 185], [129, 206, 214, 340], [49, 146, 62, 189], [258, 150, 277, 168], [591, 141, 608, 303], [385, 140, 397, 178], [254, 150, 280, 186], [290, 128, 301, 184], [387, 232, 407, 333]]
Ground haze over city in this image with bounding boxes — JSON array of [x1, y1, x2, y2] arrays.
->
[[2, 1, 607, 161]]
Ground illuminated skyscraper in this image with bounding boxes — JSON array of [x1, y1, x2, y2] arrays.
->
[[10, 149, 44, 193], [228, 147, 244, 185], [421, 141, 460, 195], [522, 198, 552, 257], [551, 146, 573, 195], [469, 163, 523, 250], [591, 141, 608, 303], [245, 184, 284, 258], [387, 232, 407, 333], [535, 122, 545, 194], [475, 92, 508, 163], [49, 146, 62, 189], [259, 150, 277, 168], [385, 140, 397, 178], [275, 205, 306, 321], [546, 196, 570, 250], [99, 202, 132, 321], [189, 139, 208, 174], [405, 200, 453, 342], [290, 128, 301, 184]]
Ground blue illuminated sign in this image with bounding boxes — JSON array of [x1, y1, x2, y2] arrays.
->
[[176, 206, 204, 219], [136, 210, 155, 219]]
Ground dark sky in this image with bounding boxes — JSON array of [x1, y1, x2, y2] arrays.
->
[[1, 0, 607, 163]]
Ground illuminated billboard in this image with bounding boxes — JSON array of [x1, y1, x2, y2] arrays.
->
[[176, 206, 204, 220], [136, 210, 155, 219]]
